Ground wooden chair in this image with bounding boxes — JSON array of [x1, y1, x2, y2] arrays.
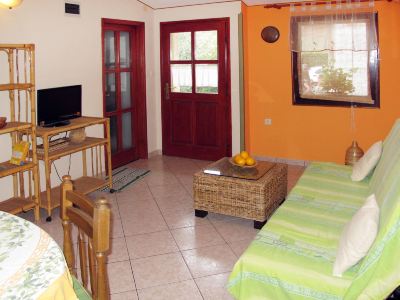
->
[[60, 175, 111, 300]]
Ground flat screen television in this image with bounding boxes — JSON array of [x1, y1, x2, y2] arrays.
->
[[37, 85, 82, 127]]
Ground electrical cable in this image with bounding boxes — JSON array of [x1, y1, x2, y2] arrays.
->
[[50, 132, 72, 182]]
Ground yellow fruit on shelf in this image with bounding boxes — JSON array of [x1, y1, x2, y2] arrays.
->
[[240, 151, 249, 159], [246, 157, 256, 166]]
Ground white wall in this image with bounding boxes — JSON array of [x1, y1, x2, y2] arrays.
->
[[0, 0, 155, 199], [0, 0, 242, 203], [152, 1, 242, 155]]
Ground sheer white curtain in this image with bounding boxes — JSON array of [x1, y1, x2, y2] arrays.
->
[[290, 8, 378, 52], [290, 3, 379, 104]]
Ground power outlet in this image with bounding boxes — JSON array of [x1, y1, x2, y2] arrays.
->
[[264, 118, 272, 126]]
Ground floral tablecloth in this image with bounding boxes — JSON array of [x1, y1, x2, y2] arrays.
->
[[0, 211, 77, 300]]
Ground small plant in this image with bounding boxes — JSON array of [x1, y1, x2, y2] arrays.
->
[[320, 64, 355, 96]]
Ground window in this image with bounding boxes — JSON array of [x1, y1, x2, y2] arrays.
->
[[170, 30, 219, 94], [291, 12, 379, 107]]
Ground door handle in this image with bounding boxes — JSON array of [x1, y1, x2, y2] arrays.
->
[[165, 83, 170, 100]]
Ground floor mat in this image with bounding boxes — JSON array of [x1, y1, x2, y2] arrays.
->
[[100, 167, 150, 193]]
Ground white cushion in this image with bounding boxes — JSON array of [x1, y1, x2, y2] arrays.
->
[[333, 194, 379, 277], [351, 141, 383, 181]]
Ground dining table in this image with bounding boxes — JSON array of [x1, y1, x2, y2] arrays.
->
[[0, 211, 78, 300]]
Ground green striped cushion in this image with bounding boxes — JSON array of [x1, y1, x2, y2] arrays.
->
[[228, 162, 370, 299], [345, 119, 400, 299], [368, 119, 400, 205]]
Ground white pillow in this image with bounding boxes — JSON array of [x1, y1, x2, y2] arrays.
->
[[333, 194, 379, 277], [351, 141, 382, 181]]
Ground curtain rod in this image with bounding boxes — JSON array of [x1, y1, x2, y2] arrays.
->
[[264, 0, 392, 9]]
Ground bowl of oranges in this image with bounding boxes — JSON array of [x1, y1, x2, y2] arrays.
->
[[230, 151, 257, 168]]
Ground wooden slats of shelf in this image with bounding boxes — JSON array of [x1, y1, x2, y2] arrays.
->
[[36, 117, 107, 136], [0, 161, 35, 178], [0, 197, 36, 215], [0, 83, 34, 91], [0, 44, 34, 50], [0, 122, 32, 135], [39, 176, 109, 210], [36, 137, 108, 161]]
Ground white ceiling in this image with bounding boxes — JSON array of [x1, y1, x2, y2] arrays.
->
[[139, 0, 307, 9]]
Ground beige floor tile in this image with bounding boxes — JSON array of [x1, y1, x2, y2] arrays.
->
[[108, 237, 129, 263], [195, 273, 234, 300], [126, 230, 179, 259], [111, 217, 124, 238], [228, 240, 253, 257], [182, 244, 237, 278], [149, 184, 189, 199], [145, 171, 179, 187], [211, 218, 259, 243], [107, 261, 136, 294], [171, 224, 225, 250], [163, 208, 211, 229], [154, 194, 193, 214], [110, 290, 138, 300], [117, 197, 160, 219], [121, 211, 168, 236], [131, 253, 192, 289], [137, 280, 202, 300], [117, 187, 154, 203]]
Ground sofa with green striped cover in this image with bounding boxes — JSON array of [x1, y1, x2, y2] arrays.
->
[[228, 119, 400, 300]]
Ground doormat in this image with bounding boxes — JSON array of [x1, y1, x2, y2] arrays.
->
[[100, 167, 150, 193]]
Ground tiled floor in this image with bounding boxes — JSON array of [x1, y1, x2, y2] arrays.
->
[[19, 155, 305, 300]]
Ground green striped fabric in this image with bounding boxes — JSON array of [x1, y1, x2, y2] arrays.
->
[[228, 120, 400, 300], [228, 162, 369, 299], [344, 119, 400, 299]]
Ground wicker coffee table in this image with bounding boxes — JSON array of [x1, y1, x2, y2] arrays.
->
[[193, 158, 288, 229]]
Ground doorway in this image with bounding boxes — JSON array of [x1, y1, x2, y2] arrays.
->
[[160, 18, 231, 161], [102, 18, 147, 169]]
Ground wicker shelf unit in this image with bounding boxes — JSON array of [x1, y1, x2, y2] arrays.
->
[[0, 44, 40, 221], [36, 116, 113, 221]]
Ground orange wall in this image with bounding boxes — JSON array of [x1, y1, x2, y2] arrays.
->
[[243, 3, 400, 163]]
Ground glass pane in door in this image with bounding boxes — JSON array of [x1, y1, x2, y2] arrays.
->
[[122, 112, 133, 150], [171, 64, 192, 93], [195, 64, 218, 94], [105, 73, 117, 112], [105, 73, 116, 112], [170, 32, 191, 60], [121, 72, 131, 109], [195, 31, 218, 60], [110, 116, 118, 153], [120, 31, 131, 68], [104, 30, 115, 69]]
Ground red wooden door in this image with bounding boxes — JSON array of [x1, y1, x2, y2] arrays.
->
[[102, 19, 148, 169], [160, 18, 231, 161]]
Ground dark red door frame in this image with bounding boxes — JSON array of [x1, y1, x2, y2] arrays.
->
[[101, 18, 148, 169], [160, 18, 232, 160]]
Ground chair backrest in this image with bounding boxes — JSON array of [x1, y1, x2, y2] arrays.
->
[[60, 175, 111, 300]]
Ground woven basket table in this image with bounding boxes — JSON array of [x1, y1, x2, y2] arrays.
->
[[193, 162, 287, 229]]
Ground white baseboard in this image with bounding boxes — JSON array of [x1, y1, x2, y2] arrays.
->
[[254, 155, 310, 167], [148, 149, 162, 158]]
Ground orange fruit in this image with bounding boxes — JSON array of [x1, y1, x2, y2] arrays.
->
[[240, 151, 249, 159], [234, 154, 242, 164], [246, 157, 256, 166], [236, 157, 246, 166]]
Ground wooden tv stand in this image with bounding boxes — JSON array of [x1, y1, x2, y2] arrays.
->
[[36, 116, 113, 221]]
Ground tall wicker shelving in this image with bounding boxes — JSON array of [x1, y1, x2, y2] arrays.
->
[[0, 44, 40, 221]]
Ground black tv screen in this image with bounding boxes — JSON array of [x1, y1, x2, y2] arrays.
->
[[37, 85, 82, 127]]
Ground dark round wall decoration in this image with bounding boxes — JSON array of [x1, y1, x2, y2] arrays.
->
[[261, 26, 280, 43]]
